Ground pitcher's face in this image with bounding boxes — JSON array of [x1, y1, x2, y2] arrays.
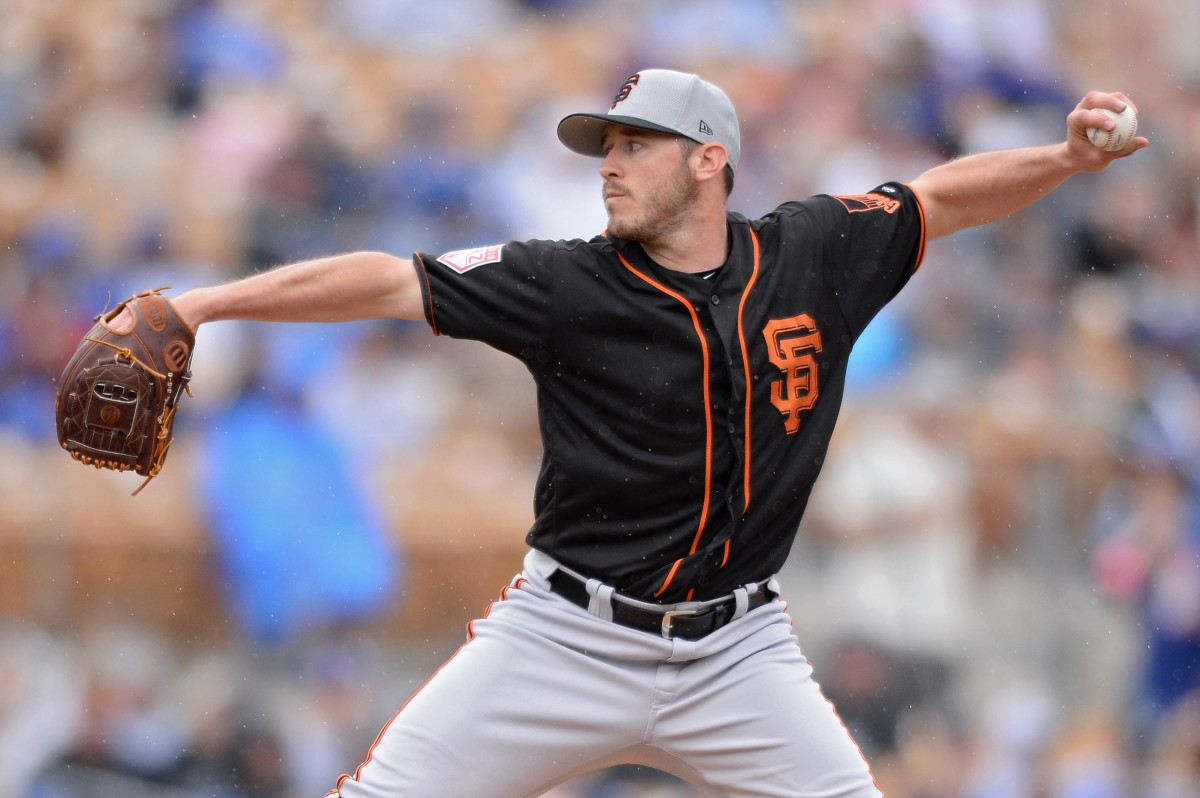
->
[[599, 125, 700, 243]]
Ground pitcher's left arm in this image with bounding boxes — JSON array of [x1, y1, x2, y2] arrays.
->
[[911, 91, 1148, 241]]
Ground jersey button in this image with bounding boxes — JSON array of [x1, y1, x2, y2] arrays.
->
[[710, 294, 720, 305]]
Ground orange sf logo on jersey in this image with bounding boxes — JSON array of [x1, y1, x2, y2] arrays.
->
[[763, 314, 823, 434]]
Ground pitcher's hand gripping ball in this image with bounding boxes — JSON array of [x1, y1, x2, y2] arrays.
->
[[1087, 105, 1138, 152], [56, 288, 195, 494]]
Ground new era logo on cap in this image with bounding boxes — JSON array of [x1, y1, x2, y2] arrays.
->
[[557, 69, 741, 174]]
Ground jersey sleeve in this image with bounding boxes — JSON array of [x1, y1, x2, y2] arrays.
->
[[413, 239, 559, 358], [806, 181, 926, 338]]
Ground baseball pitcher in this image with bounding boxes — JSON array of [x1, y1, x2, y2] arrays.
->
[[62, 69, 1146, 796]]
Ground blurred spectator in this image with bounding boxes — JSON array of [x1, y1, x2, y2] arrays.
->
[[243, 114, 369, 271], [1092, 390, 1200, 742], [199, 347, 401, 647], [0, 623, 84, 797]]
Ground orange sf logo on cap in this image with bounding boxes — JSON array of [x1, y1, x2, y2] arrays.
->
[[611, 74, 640, 109]]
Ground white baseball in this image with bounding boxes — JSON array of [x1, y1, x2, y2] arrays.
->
[[1087, 106, 1137, 152]]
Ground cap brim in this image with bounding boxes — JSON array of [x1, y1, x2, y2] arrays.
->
[[556, 113, 683, 157]]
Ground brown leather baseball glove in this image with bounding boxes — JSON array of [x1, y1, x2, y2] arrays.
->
[[55, 288, 195, 494]]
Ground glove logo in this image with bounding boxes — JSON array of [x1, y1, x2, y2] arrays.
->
[[762, 314, 824, 434], [99, 405, 121, 425], [165, 340, 190, 372], [139, 295, 170, 331]]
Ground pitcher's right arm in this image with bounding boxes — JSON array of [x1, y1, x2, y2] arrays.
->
[[118, 251, 424, 332]]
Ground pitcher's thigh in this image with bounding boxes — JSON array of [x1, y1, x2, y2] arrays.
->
[[660, 642, 881, 798], [333, 595, 652, 797]]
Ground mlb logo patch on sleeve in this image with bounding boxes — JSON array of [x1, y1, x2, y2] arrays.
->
[[437, 245, 504, 274]]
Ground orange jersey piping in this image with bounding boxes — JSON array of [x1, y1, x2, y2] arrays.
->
[[613, 251, 713, 599], [808, 657, 886, 795], [902, 183, 928, 274], [735, 228, 762, 514], [412, 253, 442, 336]]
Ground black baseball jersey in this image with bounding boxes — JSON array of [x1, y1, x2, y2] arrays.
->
[[414, 182, 926, 603]]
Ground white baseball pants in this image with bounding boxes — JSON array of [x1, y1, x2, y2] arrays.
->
[[329, 550, 882, 798]]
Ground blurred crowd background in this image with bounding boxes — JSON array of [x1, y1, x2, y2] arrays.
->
[[2, 0, 1199, 796]]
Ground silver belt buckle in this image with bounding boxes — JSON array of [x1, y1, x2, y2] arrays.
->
[[660, 608, 699, 639]]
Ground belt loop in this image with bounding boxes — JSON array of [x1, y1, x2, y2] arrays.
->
[[586, 579, 615, 621], [731, 586, 750, 620]]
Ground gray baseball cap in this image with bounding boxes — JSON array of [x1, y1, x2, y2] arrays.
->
[[557, 69, 741, 174]]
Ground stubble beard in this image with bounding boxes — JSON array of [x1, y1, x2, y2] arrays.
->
[[604, 160, 700, 246]]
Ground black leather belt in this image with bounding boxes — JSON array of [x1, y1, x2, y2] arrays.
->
[[547, 569, 777, 640]]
